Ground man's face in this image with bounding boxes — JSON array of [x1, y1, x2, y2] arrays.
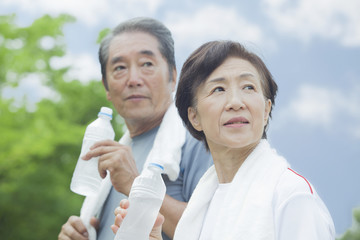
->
[[105, 32, 176, 128]]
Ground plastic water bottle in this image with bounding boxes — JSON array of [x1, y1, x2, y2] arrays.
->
[[115, 163, 166, 240], [70, 107, 115, 196]]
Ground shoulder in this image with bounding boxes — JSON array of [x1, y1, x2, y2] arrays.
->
[[182, 132, 212, 162], [180, 131, 213, 178], [273, 168, 335, 238], [273, 167, 321, 215], [183, 131, 205, 150], [275, 168, 314, 198]]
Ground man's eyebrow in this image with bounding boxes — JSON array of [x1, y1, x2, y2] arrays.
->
[[140, 50, 155, 57], [110, 50, 155, 66], [110, 56, 124, 65]]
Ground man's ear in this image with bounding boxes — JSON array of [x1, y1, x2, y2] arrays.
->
[[102, 78, 111, 101], [188, 107, 202, 131], [106, 91, 111, 101], [170, 68, 177, 92]]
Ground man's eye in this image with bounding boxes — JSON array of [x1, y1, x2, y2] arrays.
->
[[114, 65, 125, 71], [143, 62, 153, 67]]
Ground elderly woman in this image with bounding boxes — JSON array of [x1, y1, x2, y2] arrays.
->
[[113, 40, 335, 239]]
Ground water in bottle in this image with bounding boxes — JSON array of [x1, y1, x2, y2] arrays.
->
[[70, 107, 115, 196], [115, 163, 166, 240]]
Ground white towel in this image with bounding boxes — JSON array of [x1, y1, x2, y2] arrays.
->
[[174, 140, 289, 240], [80, 102, 186, 240], [144, 102, 185, 181]]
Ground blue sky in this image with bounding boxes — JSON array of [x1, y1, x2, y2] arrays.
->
[[1, 0, 359, 236]]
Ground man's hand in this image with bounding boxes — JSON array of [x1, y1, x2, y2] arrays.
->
[[82, 140, 139, 196], [112, 199, 164, 240], [58, 216, 99, 240], [58, 216, 89, 240]]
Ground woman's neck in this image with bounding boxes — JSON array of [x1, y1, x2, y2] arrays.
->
[[210, 141, 259, 183]]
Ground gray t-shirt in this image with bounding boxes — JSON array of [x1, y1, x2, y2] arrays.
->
[[97, 126, 212, 240]]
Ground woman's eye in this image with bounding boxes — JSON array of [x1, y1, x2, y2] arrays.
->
[[213, 86, 225, 93], [244, 85, 255, 91]]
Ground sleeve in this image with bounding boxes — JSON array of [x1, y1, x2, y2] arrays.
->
[[275, 192, 335, 240], [165, 132, 213, 202]]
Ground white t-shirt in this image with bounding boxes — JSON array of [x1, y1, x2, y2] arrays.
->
[[199, 183, 231, 240], [199, 168, 335, 240]]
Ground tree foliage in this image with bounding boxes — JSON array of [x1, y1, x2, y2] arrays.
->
[[0, 14, 123, 239], [337, 207, 360, 240]]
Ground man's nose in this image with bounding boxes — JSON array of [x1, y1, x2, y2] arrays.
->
[[127, 67, 143, 87]]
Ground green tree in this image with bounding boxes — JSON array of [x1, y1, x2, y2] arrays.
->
[[0, 14, 123, 239], [337, 207, 360, 240]]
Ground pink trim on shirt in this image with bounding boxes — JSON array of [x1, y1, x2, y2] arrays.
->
[[287, 168, 313, 194]]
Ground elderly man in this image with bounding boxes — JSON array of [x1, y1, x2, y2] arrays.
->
[[58, 17, 212, 240]]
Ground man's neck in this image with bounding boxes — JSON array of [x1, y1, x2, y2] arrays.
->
[[126, 114, 164, 138]]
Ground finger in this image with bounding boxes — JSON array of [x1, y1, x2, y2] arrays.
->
[[114, 206, 121, 216], [149, 213, 165, 239], [60, 219, 88, 240], [111, 224, 119, 234], [58, 230, 72, 240], [82, 141, 120, 160], [96, 150, 118, 178], [119, 199, 130, 209], [114, 213, 125, 229], [90, 217, 99, 230], [114, 199, 130, 216], [81, 146, 108, 160], [90, 139, 119, 149], [153, 214, 165, 228], [99, 167, 108, 179], [68, 216, 88, 236]]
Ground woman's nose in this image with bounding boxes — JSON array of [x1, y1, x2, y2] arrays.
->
[[225, 89, 245, 111]]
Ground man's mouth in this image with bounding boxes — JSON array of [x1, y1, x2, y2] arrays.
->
[[126, 94, 146, 100]]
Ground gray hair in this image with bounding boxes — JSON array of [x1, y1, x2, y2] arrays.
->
[[99, 17, 176, 90]]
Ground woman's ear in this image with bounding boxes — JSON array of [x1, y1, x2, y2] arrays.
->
[[264, 99, 272, 126], [188, 107, 202, 131]]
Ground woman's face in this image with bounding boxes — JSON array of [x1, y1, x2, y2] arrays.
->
[[188, 57, 271, 151]]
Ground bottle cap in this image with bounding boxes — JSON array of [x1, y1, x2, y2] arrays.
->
[[148, 163, 164, 170], [99, 107, 113, 119]]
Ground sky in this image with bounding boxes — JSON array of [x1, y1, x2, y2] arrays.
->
[[1, 0, 359, 236]]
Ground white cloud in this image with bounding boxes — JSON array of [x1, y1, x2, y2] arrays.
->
[[289, 85, 335, 127], [50, 52, 101, 82], [278, 84, 360, 138], [39, 36, 56, 50], [0, 0, 164, 26], [1, 0, 106, 26], [166, 5, 269, 56], [1, 73, 61, 111], [2, 51, 101, 111], [262, 0, 360, 47]]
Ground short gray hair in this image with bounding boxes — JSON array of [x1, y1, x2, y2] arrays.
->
[[99, 17, 176, 90]]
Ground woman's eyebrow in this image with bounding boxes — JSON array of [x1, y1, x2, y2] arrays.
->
[[207, 72, 256, 83]]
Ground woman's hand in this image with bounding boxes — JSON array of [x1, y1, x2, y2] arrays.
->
[[112, 199, 165, 240]]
